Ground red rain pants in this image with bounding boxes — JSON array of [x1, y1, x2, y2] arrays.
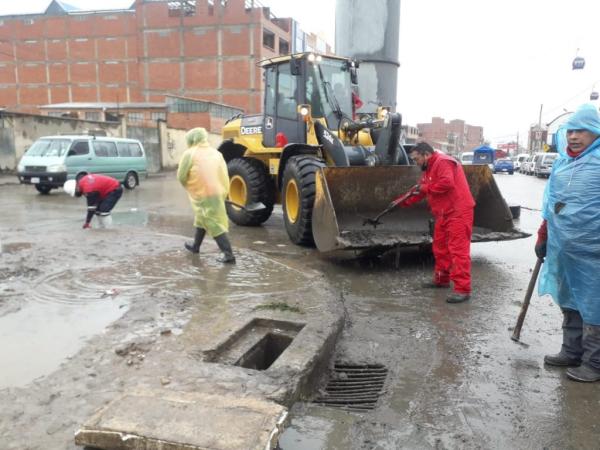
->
[[432, 208, 474, 294]]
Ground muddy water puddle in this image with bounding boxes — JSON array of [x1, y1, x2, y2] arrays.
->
[[0, 241, 312, 390]]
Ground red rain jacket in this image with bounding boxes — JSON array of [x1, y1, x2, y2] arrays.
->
[[402, 151, 475, 217], [78, 174, 120, 199]]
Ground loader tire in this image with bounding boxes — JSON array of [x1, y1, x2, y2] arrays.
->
[[282, 155, 325, 246], [226, 157, 275, 226]]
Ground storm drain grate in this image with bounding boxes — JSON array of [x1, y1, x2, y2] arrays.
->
[[313, 364, 388, 411]]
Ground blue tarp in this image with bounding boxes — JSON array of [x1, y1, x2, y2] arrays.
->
[[472, 145, 495, 165]]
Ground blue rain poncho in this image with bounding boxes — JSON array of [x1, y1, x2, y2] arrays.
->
[[538, 104, 600, 325]]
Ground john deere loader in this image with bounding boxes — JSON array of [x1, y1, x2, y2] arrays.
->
[[218, 52, 527, 255]]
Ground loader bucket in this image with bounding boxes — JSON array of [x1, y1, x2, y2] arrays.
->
[[312, 165, 529, 255]]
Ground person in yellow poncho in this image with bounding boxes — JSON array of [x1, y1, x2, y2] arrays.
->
[[177, 127, 235, 263]]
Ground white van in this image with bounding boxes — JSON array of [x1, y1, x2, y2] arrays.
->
[[459, 151, 474, 165], [16, 135, 148, 194]]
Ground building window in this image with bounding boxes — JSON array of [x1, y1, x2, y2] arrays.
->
[[47, 111, 63, 117], [279, 38, 289, 55], [85, 111, 101, 121], [151, 112, 166, 121], [263, 28, 275, 50], [127, 112, 144, 123], [168, 1, 197, 17]]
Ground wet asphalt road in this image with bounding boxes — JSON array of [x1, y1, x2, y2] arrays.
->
[[1, 172, 599, 449]]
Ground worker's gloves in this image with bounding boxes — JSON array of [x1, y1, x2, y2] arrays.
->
[[391, 184, 422, 208], [82, 222, 91, 229], [535, 220, 547, 259]]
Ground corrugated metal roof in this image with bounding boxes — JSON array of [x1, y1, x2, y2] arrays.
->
[[40, 102, 166, 109]]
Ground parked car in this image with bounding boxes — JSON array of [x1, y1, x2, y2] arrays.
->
[[534, 152, 558, 178], [493, 158, 514, 174], [519, 155, 531, 174], [16, 135, 148, 194], [513, 153, 529, 171], [527, 152, 545, 175], [459, 151, 474, 165]]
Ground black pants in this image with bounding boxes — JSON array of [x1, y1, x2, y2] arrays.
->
[[97, 186, 123, 214]]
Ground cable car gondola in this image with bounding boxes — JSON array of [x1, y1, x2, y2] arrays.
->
[[572, 49, 585, 70], [591, 91, 599, 100]]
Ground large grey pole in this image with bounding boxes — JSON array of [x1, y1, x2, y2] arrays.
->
[[335, 0, 401, 113]]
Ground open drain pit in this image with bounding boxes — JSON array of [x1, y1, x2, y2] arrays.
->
[[313, 364, 388, 411], [236, 332, 294, 370], [205, 318, 305, 371]]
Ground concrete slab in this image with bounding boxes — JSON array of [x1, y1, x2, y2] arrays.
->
[[74, 390, 288, 450]]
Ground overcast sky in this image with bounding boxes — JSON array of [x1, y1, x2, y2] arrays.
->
[[5, 0, 600, 145]]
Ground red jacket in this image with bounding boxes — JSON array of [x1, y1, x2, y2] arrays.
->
[[78, 174, 120, 199], [403, 151, 475, 217]]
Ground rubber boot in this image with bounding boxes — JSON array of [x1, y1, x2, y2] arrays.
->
[[214, 233, 236, 264], [446, 292, 470, 303], [97, 213, 113, 229], [544, 309, 583, 367], [184, 228, 205, 254], [566, 324, 600, 382]]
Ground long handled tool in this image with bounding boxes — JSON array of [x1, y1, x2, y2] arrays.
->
[[511, 257, 544, 342], [225, 199, 266, 212], [362, 188, 418, 228]]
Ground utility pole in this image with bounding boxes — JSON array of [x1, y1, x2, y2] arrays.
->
[[516, 131, 519, 154], [537, 103, 543, 152]]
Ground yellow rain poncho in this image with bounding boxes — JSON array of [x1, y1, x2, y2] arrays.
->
[[177, 128, 230, 237]]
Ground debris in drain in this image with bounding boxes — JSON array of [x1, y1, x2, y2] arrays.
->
[[313, 364, 388, 411], [101, 288, 120, 298]]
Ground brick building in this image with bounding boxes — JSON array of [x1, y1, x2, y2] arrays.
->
[[417, 117, 484, 155], [0, 0, 330, 117]]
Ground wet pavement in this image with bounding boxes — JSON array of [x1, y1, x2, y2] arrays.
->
[[1, 172, 599, 449]]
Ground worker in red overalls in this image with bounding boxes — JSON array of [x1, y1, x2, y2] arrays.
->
[[63, 174, 123, 229], [393, 142, 475, 303]]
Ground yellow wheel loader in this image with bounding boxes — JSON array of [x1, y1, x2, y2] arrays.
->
[[219, 52, 527, 255]]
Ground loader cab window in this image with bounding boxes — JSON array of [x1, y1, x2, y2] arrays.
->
[[264, 66, 276, 117], [276, 64, 298, 120], [307, 58, 353, 127]]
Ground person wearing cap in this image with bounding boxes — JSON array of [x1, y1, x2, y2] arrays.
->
[[177, 127, 235, 264], [393, 141, 475, 304], [536, 103, 600, 382], [63, 174, 123, 229]]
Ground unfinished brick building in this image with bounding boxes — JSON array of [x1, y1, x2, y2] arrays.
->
[[0, 0, 329, 116], [417, 117, 484, 155]]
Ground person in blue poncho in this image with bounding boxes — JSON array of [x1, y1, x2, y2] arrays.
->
[[535, 104, 600, 382]]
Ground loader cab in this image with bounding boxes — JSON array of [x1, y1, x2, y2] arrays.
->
[[262, 53, 355, 148]]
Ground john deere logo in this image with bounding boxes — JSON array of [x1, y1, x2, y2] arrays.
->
[[322, 129, 335, 145], [241, 126, 262, 135]]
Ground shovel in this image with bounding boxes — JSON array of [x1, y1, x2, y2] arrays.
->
[[511, 257, 544, 342], [225, 199, 266, 212], [362, 188, 418, 228]]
